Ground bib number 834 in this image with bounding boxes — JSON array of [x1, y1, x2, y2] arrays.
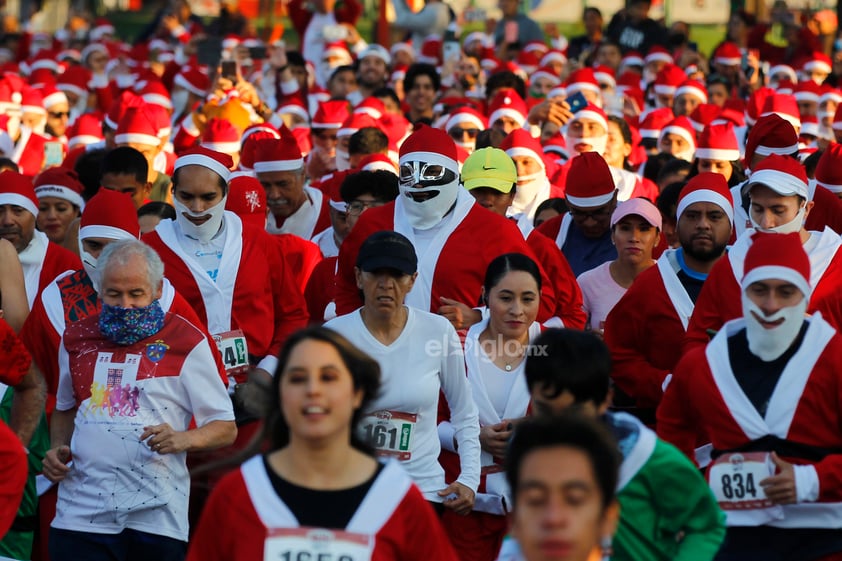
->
[[720, 472, 758, 499]]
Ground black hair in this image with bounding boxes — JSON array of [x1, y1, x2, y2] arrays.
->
[[74, 148, 107, 201], [506, 411, 620, 510], [485, 71, 527, 102], [483, 253, 542, 301], [0, 158, 19, 172], [348, 127, 389, 156], [607, 116, 634, 170], [646, 153, 685, 185], [329, 65, 356, 84], [525, 328, 611, 405], [656, 181, 686, 221], [686, 157, 747, 188], [533, 197, 567, 226], [475, 128, 506, 150], [286, 51, 305, 67], [705, 73, 733, 89], [171, 166, 227, 195], [803, 149, 823, 179], [268, 327, 381, 453], [583, 6, 602, 18], [138, 201, 176, 220], [340, 170, 399, 203], [102, 146, 149, 184], [404, 63, 441, 93], [372, 86, 401, 108]]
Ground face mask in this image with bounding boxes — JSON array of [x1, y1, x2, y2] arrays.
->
[[171, 89, 190, 119], [564, 132, 608, 157], [742, 293, 807, 361], [78, 239, 102, 292], [750, 203, 806, 234], [511, 171, 545, 214], [674, 148, 695, 162], [99, 300, 165, 346], [453, 139, 475, 153], [399, 160, 460, 230], [174, 195, 227, 243], [335, 149, 351, 171]]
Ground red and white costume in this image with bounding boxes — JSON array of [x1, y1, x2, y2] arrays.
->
[[525, 230, 586, 329], [19, 230, 81, 309], [11, 126, 48, 177], [185, 456, 458, 561], [265, 185, 332, 240]]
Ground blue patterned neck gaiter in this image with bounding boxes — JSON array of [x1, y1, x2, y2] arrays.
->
[[98, 301, 165, 346]]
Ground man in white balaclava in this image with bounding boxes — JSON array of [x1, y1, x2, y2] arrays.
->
[[335, 124, 558, 330], [659, 231, 842, 561]]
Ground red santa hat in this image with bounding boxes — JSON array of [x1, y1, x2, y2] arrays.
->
[[744, 153, 809, 199], [814, 142, 842, 194], [28, 50, 59, 74], [652, 64, 686, 96], [338, 112, 380, 139], [742, 232, 810, 297], [41, 86, 68, 110], [800, 114, 820, 138], [358, 43, 391, 66], [225, 174, 267, 228], [317, 170, 351, 211], [79, 188, 139, 240], [531, 66, 561, 87], [802, 52, 832, 76], [658, 116, 696, 148], [568, 102, 608, 133], [354, 97, 387, 120], [140, 80, 172, 111], [516, 51, 540, 74], [417, 36, 442, 66], [115, 107, 161, 147], [487, 88, 528, 129], [359, 153, 398, 174], [565, 68, 601, 97], [644, 46, 673, 65], [688, 103, 722, 132], [33, 167, 85, 210], [695, 123, 739, 162], [523, 40, 549, 57], [794, 80, 822, 105], [593, 65, 616, 89], [278, 97, 310, 124], [202, 118, 242, 154], [89, 18, 116, 42], [29, 68, 56, 89], [620, 51, 644, 70], [565, 151, 616, 207], [744, 87, 775, 126], [390, 42, 414, 60], [712, 42, 741, 67], [761, 93, 801, 129], [675, 79, 707, 103], [0, 171, 39, 217], [399, 124, 458, 168], [56, 66, 91, 99], [677, 172, 735, 224], [173, 67, 210, 97], [820, 88, 842, 106], [68, 113, 104, 149], [540, 49, 567, 67], [20, 87, 45, 115], [174, 146, 234, 183], [313, 99, 350, 129], [744, 114, 799, 165], [444, 106, 487, 132], [253, 136, 304, 173], [768, 64, 798, 85], [104, 91, 143, 131], [80, 42, 109, 65], [543, 134, 568, 161], [500, 128, 545, 172]]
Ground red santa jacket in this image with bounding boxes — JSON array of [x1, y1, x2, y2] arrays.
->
[[526, 228, 586, 329], [304, 255, 337, 325]]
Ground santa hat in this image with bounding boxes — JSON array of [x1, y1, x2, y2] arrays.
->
[[140, 80, 172, 111], [399, 124, 458, 168], [358, 44, 391, 66], [712, 42, 741, 66], [658, 116, 696, 149], [802, 52, 832, 76], [56, 66, 91, 99], [354, 97, 387, 120], [174, 146, 234, 183], [338, 112, 380, 138], [547, 86, 567, 100], [540, 49, 567, 68], [80, 42, 109, 64], [744, 114, 799, 165], [276, 97, 309, 125], [644, 46, 673, 65], [202, 118, 242, 154], [487, 88, 527, 129], [745, 87, 776, 126], [390, 42, 414, 60], [312, 99, 350, 129], [463, 32, 490, 50], [620, 51, 644, 70], [695, 123, 739, 162], [742, 232, 810, 297], [794, 80, 822, 105], [675, 79, 707, 103], [359, 153, 398, 174], [761, 93, 801, 129], [41, 86, 68, 110], [79, 188, 138, 241], [677, 172, 735, 224], [768, 64, 798, 85], [417, 36, 442, 66], [820, 88, 842, 107], [800, 114, 820, 138], [565, 152, 616, 207], [253, 136, 304, 173], [565, 68, 601, 97], [531, 66, 562, 87], [20, 87, 45, 115], [501, 128, 545, 172], [317, 170, 351, 211], [593, 65, 616, 89], [744, 153, 809, 199], [225, 174, 267, 228], [0, 171, 39, 217], [688, 103, 722, 132], [89, 18, 116, 42], [516, 51, 540, 74], [104, 90, 143, 131], [543, 134, 568, 161], [569, 103, 608, 132], [28, 50, 59, 74], [68, 113, 104, 149], [814, 142, 842, 194], [653, 64, 686, 96], [523, 40, 549, 57], [33, 167, 85, 210], [173, 67, 210, 97], [115, 107, 161, 147], [445, 106, 487, 132]]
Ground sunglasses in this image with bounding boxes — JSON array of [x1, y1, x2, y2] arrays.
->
[[314, 130, 338, 141], [399, 162, 448, 184], [49, 111, 70, 118], [448, 127, 480, 140]]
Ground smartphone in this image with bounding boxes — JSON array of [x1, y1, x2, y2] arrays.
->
[[44, 141, 63, 167], [504, 21, 518, 44], [687, 41, 698, 52], [196, 37, 223, 68], [248, 46, 268, 60], [565, 91, 588, 113], [220, 60, 238, 83]]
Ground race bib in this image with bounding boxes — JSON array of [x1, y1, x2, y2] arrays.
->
[[707, 452, 775, 511], [213, 329, 249, 375], [360, 410, 416, 460], [264, 527, 373, 561]]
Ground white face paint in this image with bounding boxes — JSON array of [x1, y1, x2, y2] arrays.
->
[[742, 293, 808, 361], [174, 196, 227, 243]]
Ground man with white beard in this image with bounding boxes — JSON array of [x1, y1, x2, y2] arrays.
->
[[658, 231, 842, 561]]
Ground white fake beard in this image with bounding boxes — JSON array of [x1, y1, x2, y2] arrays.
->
[[174, 196, 227, 243], [511, 171, 545, 214], [564, 133, 608, 157], [674, 148, 695, 162], [399, 180, 459, 230], [742, 294, 807, 361], [750, 204, 806, 235], [454, 139, 475, 153], [335, 149, 351, 171], [79, 243, 102, 293]]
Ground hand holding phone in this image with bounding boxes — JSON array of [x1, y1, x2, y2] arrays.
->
[[220, 60, 238, 84], [565, 91, 588, 113], [44, 141, 63, 167]]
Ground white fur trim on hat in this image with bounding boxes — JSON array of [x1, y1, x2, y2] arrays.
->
[[675, 84, 707, 102], [505, 146, 545, 171], [572, 109, 607, 130], [43, 91, 68, 109], [804, 60, 832, 74], [742, 265, 810, 298], [489, 108, 526, 128], [761, 111, 800, 130], [68, 135, 102, 149], [79, 224, 136, 241], [567, 82, 601, 96], [446, 113, 485, 131], [660, 125, 695, 147], [175, 153, 232, 182], [677, 189, 734, 224], [34, 185, 85, 209], [748, 168, 809, 199], [398, 149, 458, 170], [0, 193, 38, 217], [202, 141, 241, 154], [58, 83, 87, 98], [253, 158, 305, 173], [653, 84, 678, 95], [754, 143, 800, 156], [114, 133, 161, 147], [174, 73, 206, 97], [794, 91, 820, 103], [566, 191, 615, 208], [694, 147, 740, 162], [142, 93, 173, 110]]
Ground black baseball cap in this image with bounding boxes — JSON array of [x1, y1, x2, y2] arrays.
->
[[356, 231, 418, 274]]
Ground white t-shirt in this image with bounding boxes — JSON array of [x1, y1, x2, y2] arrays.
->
[[325, 307, 481, 500], [578, 261, 627, 332]]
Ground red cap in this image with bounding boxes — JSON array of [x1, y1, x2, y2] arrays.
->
[[80, 188, 139, 240], [677, 172, 735, 224], [174, 146, 234, 182], [225, 174, 267, 228], [696, 123, 739, 162], [744, 114, 799, 166], [33, 167, 85, 210], [0, 171, 38, 216], [743, 232, 810, 296], [815, 142, 842, 194], [565, 152, 615, 207], [253, 136, 304, 174], [487, 88, 527, 128]]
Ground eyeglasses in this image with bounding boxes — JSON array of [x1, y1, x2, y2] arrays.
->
[[448, 127, 480, 140], [49, 111, 70, 119], [399, 162, 448, 185], [347, 199, 384, 216], [568, 207, 612, 221], [314, 130, 338, 141]]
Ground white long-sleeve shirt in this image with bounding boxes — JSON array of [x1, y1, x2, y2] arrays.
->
[[326, 306, 481, 500]]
